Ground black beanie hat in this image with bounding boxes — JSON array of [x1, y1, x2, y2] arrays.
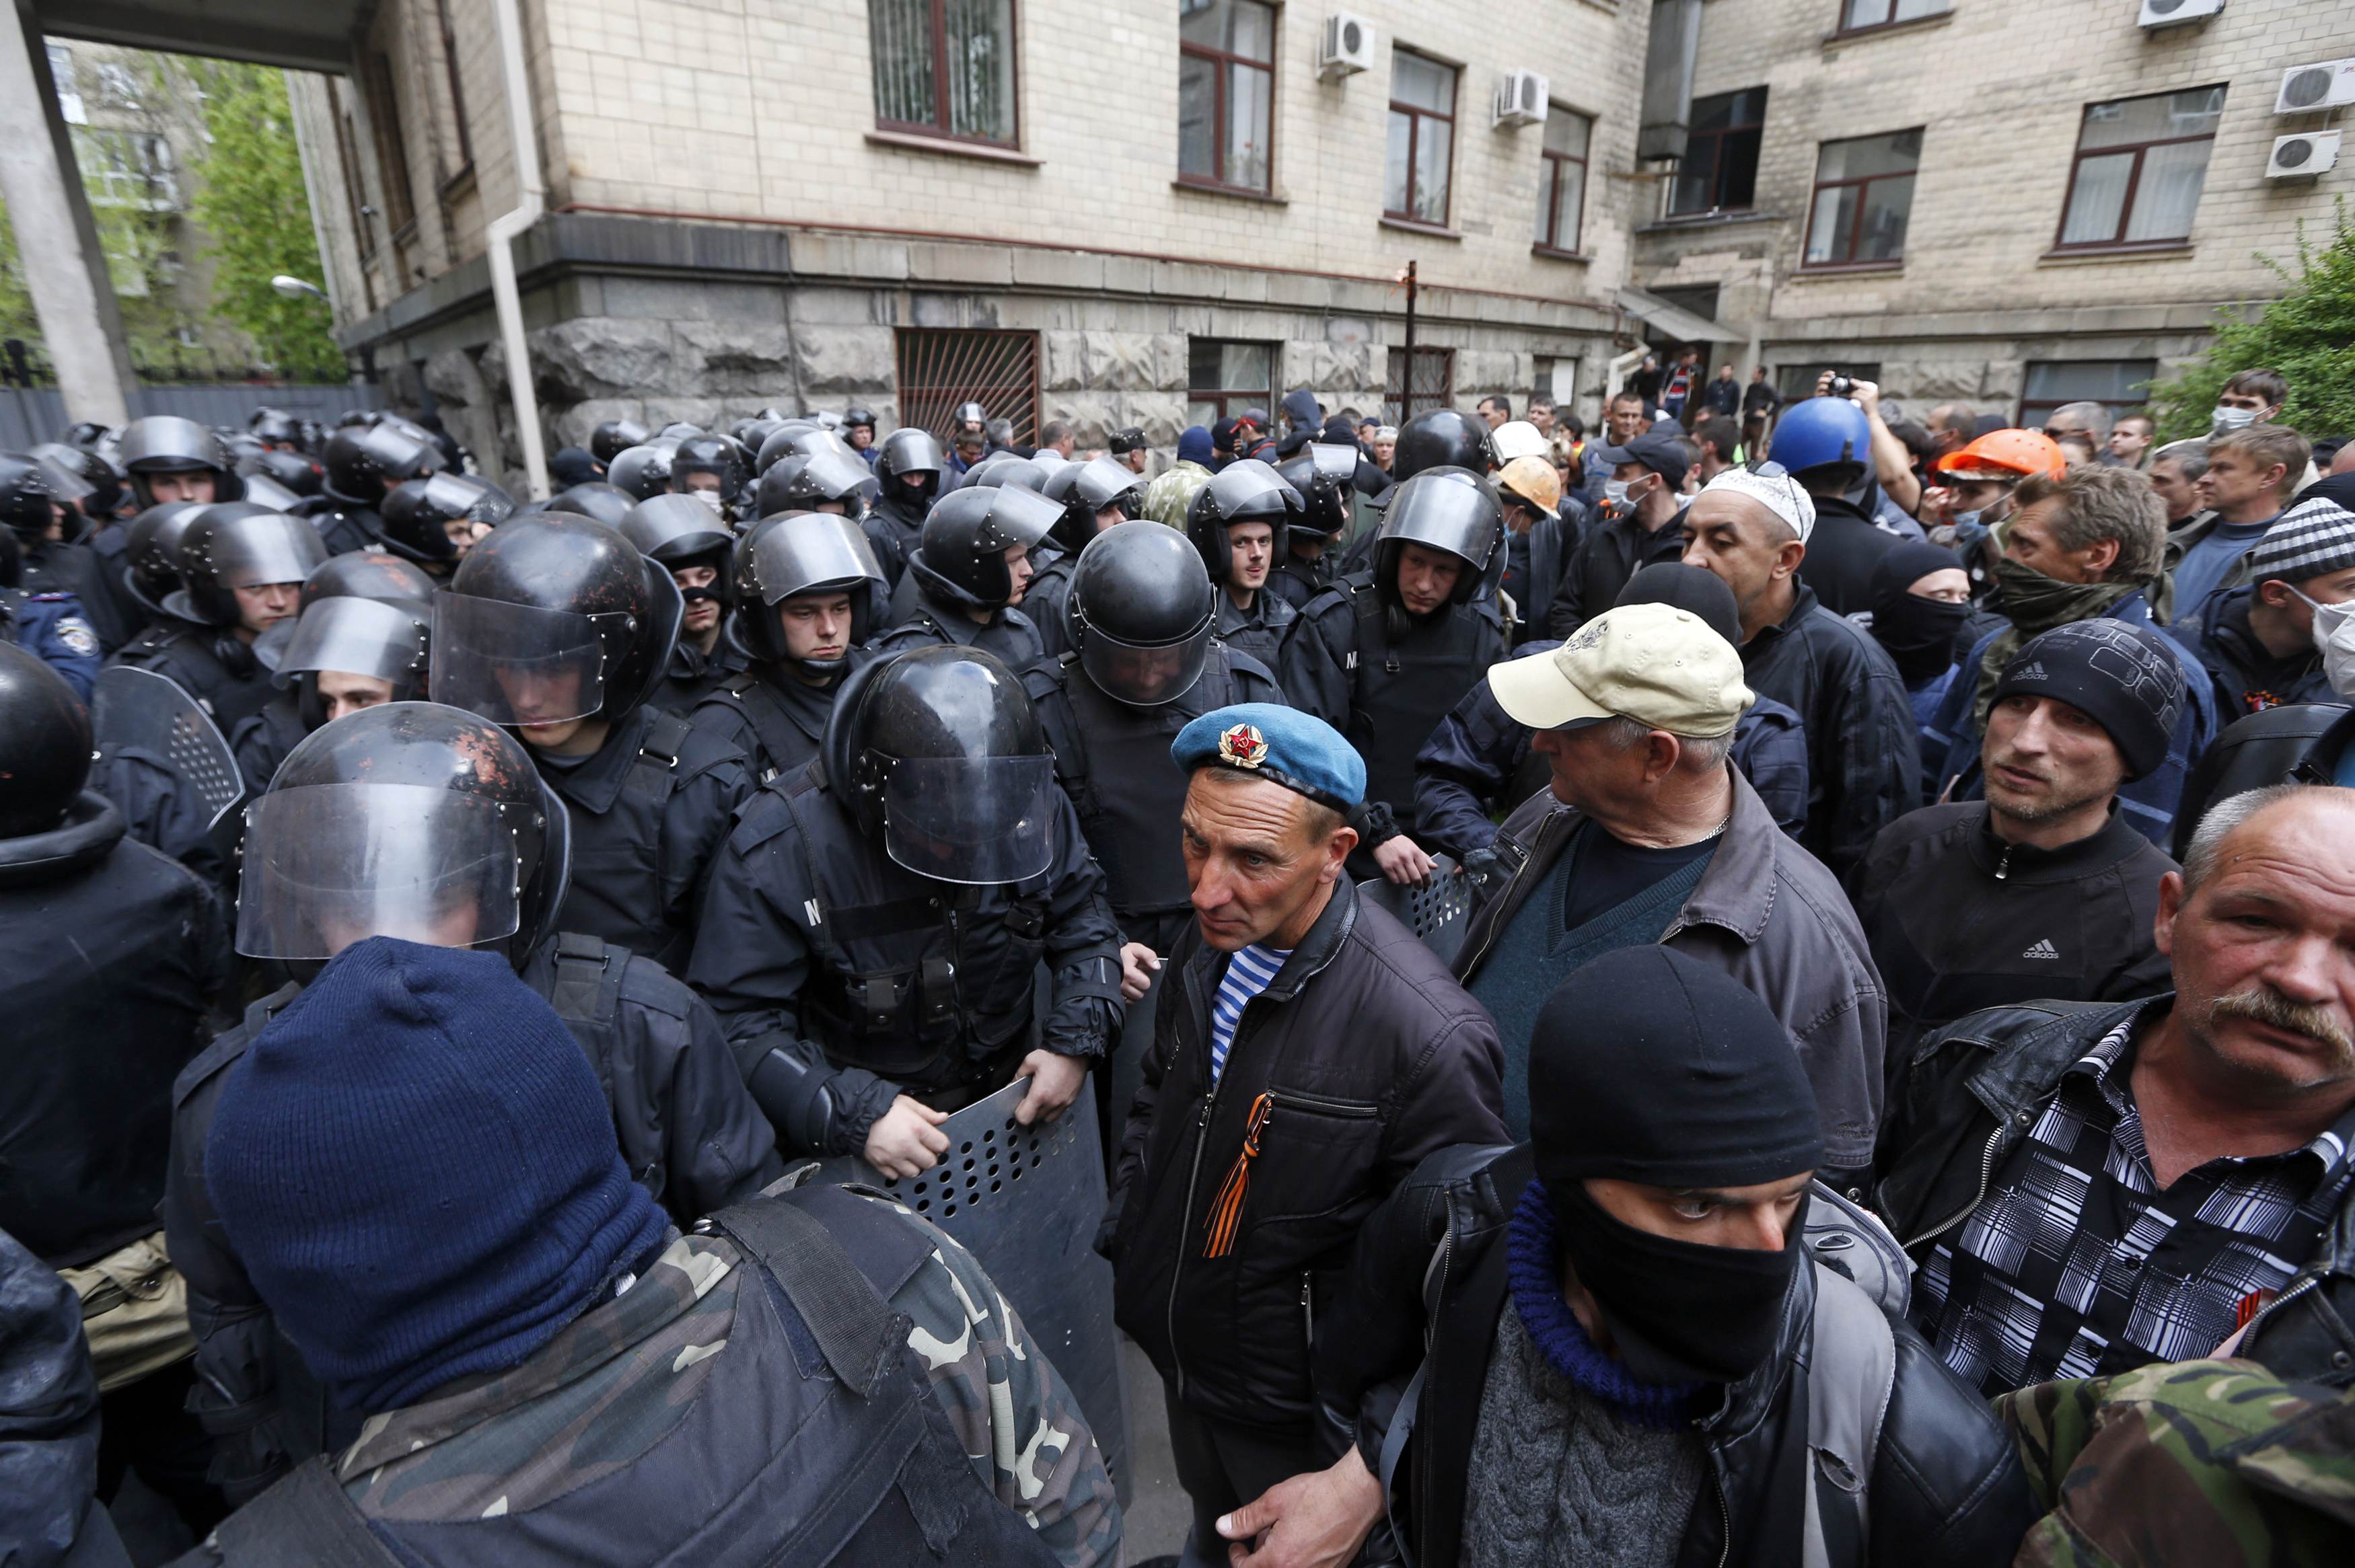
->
[[1991, 618, 2185, 782], [1615, 561, 1742, 648], [1529, 946, 1823, 1191]]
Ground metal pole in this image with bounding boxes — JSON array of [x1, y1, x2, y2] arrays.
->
[[1401, 260, 1418, 420]]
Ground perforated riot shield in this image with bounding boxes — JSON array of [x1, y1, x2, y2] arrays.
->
[[90, 665, 243, 830], [1354, 852, 1473, 963], [811, 1077, 1130, 1498]]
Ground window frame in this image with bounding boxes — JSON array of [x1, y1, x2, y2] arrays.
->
[[871, 0, 1023, 151], [1667, 87, 1767, 218], [1187, 336, 1278, 426], [1384, 50, 1458, 229], [432, 0, 476, 178], [1177, 0, 1277, 196], [1385, 345, 1455, 426], [2018, 360, 2157, 428], [1800, 126, 1922, 271], [1533, 105, 1593, 257], [2052, 87, 2224, 254], [1834, 0, 1950, 36]]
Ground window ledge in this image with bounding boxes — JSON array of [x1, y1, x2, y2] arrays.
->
[[1637, 209, 1783, 234], [1531, 244, 1593, 264], [1173, 178, 1287, 207], [439, 163, 476, 200], [1380, 215, 1463, 241], [1822, 9, 1955, 49], [2038, 241, 2194, 265], [865, 129, 1040, 167], [1792, 260, 1904, 278]]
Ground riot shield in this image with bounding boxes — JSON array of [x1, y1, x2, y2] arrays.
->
[[810, 1076, 1130, 1499], [90, 665, 244, 831], [1355, 851, 1473, 963]]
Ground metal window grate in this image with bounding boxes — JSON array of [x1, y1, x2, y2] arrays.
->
[[1385, 346, 1454, 425], [896, 328, 1041, 445]]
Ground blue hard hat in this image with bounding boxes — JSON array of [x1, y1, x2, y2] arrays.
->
[[1768, 398, 1872, 478]]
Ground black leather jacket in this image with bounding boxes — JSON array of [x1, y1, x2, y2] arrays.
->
[[1321, 1144, 2034, 1568]]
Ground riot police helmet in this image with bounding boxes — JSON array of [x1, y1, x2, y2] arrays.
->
[[0, 642, 92, 840], [236, 701, 570, 967], [589, 419, 651, 465], [272, 594, 433, 729], [669, 433, 748, 512], [1274, 443, 1359, 542], [322, 422, 439, 508], [124, 502, 209, 613], [754, 447, 877, 520], [0, 452, 82, 545], [908, 484, 1060, 610], [250, 408, 306, 449], [824, 644, 1056, 885], [547, 481, 638, 529], [843, 407, 877, 433], [604, 441, 680, 501], [875, 428, 944, 492], [432, 513, 680, 730], [952, 401, 989, 429], [1391, 408, 1498, 482], [1186, 458, 1302, 583], [729, 511, 886, 673], [243, 447, 326, 498], [1373, 466, 1506, 607], [117, 416, 244, 507], [0, 525, 19, 589], [63, 422, 112, 450], [620, 492, 733, 570], [379, 472, 515, 566], [1066, 521, 1217, 706], [731, 416, 785, 453], [1040, 453, 1143, 552], [656, 421, 704, 441], [301, 550, 437, 610], [168, 504, 333, 628], [29, 442, 124, 525], [754, 424, 856, 476]]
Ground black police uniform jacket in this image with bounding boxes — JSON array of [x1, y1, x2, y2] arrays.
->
[[686, 761, 1126, 1157], [229, 692, 309, 798], [873, 570, 1048, 673], [164, 934, 783, 1505], [1103, 878, 1508, 1439], [655, 632, 749, 718], [534, 704, 753, 977], [108, 616, 279, 730], [1321, 1144, 2035, 1568], [0, 790, 225, 1270], [690, 650, 875, 786]]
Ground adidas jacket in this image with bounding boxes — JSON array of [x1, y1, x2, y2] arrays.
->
[[1848, 801, 2175, 1080]]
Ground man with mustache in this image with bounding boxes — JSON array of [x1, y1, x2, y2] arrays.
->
[[1874, 782, 2355, 1394]]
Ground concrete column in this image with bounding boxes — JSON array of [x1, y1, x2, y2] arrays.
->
[[0, 3, 137, 427]]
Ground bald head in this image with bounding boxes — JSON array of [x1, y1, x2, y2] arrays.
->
[[1680, 487, 1809, 643]]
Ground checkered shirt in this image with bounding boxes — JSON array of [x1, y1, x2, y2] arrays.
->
[[1914, 1004, 2355, 1396]]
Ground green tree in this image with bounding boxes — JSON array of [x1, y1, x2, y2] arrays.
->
[[186, 61, 345, 381], [2145, 198, 2355, 443]]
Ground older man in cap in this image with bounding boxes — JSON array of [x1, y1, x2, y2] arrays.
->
[[1106, 702, 1506, 1568], [1453, 602, 1887, 1187]]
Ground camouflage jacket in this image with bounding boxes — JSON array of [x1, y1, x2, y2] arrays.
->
[[321, 1191, 1120, 1567], [1141, 460, 1211, 529], [2000, 1357, 2355, 1565]]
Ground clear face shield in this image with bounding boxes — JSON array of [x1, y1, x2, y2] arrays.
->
[[429, 591, 615, 726], [1079, 622, 1213, 707], [875, 753, 1058, 885], [209, 515, 332, 593], [273, 597, 430, 690], [235, 782, 525, 959], [749, 513, 884, 604]]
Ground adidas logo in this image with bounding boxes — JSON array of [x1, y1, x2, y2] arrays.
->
[[2022, 938, 2060, 960], [2015, 661, 2046, 681]]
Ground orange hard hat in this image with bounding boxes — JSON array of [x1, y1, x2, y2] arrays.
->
[[1934, 428, 2067, 482], [1498, 455, 1563, 515]]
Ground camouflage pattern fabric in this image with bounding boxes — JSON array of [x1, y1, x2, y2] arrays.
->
[[1999, 1356, 2355, 1566], [1143, 461, 1212, 529], [334, 1191, 1120, 1568]]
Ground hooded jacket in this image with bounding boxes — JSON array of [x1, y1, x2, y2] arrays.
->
[[2171, 584, 2334, 719], [1793, 493, 1899, 619]]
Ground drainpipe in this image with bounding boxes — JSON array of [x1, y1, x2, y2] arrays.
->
[[488, 0, 549, 498]]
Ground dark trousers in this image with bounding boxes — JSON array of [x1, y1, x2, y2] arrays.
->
[[1161, 1380, 1319, 1567], [96, 1360, 227, 1539]]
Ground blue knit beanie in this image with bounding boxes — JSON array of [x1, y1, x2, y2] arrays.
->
[[205, 936, 669, 1415]]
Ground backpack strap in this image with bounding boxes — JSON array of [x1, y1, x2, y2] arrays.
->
[[709, 1196, 906, 1398], [624, 710, 694, 806], [1801, 1263, 1897, 1568], [544, 932, 622, 1101], [725, 674, 816, 785], [208, 1455, 404, 1568]]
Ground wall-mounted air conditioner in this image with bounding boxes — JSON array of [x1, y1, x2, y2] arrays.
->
[[1318, 13, 1375, 80], [2136, 0, 2223, 30], [2266, 130, 2341, 179], [1496, 70, 1550, 128], [2276, 59, 2355, 114]]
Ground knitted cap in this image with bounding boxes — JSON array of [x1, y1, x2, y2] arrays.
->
[[1992, 618, 2185, 782], [205, 936, 667, 1415], [2243, 495, 2355, 587]]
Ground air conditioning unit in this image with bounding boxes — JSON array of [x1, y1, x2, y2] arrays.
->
[[1318, 12, 1375, 79], [1495, 70, 1550, 128], [2276, 58, 2355, 114], [2136, 0, 2223, 29], [2266, 130, 2342, 179]]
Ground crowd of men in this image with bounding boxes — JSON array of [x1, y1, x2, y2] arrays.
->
[[3, 364, 2353, 1568]]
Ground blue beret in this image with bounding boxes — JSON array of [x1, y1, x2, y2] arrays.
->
[[1171, 703, 1365, 811]]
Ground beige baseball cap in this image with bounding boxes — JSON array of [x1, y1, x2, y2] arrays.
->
[[1486, 602, 1753, 739]]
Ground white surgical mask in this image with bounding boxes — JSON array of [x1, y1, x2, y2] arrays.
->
[[690, 488, 725, 515], [2291, 587, 2355, 698], [2211, 404, 2259, 433], [1602, 479, 1631, 507]]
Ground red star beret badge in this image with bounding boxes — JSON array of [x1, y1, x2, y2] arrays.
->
[[1218, 722, 1268, 769]]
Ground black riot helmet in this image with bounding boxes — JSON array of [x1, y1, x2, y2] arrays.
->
[[843, 407, 877, 433], [378, 472, 515, 567], [908, 484, 1060, 611], [168, 505, 333, 628], [547, 482, 638, 529], [273, 595, 433, 729], [117, 415, 244, 507], [669, 433, 748, 511], [754, 447, 877, 521], [432, 513, 680, 730], [875, 428, 944, 501], [731, 416, 786, 454], [30, 441, 127, 522], [64, 421, 111, 450], [1392, 408, 1498, 482], [301, 550, 437, 610], [1374, 466, 1506, 609], [236, 701, 570, 969], [243, 447, 326, 499], [0, 453, 73, 545], [0, 642, 92, 841], [123, 502, 209, 613], [589, 419, 651, 465], [729, 511, 887, 673], [1041, 454, 1141, 552], [952, 401, 988, 430], [0, 525, 19, 589], [1274, 443, 1358, 542], [250, 408, 306, 449], [322, 422, 439, 507], [823, 645, 1057, 885], [754, 425, 857, 476], [1186, 458, 1303, 583], [1066, 521, 1217, 707], [620, 492, 733, 572], [604, 441, 681, 502]]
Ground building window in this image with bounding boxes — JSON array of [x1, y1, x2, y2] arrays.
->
[[361, 52, 418, 235], [1385, 345, 1454, 424], [897, 327, 1040, 444], [1803, 128, 1921, 268], [74, 130, 178, 209], [2056, 86, 2224, 250], [1668, 87, 1765, 217], [1774, 361, 1881, 402], [1188, 338, 1276, 427], [1838, 0, 1947, 31], [433, 0, 475, 172], [1533, 108, 1591, 254], [2020, 360, 2157, 428], [46, 44, 85, 124], [1385, 50, 1456, 227], [870, 0, 1019, 147], [1178, 0, 1274, 193], [94, 62, 142, 108]]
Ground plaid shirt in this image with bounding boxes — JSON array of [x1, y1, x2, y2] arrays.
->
[[1914, 1004, 2355, 1396]]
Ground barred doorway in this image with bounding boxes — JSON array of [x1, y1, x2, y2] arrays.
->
[[896, 328, 1041, 444]]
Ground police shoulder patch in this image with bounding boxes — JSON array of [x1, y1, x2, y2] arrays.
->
[[56, 618, 100, 658]]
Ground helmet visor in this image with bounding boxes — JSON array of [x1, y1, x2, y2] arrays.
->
[[274, 597, 429, 689], [236, 782, 523, 959], [30, 451, 94, 503], [749, 514, 883, 604], [879, 754, 1057, 885], [429, 591, 609, 726], [213, 515, 332, 590], [1079, 621, 1212, 708], [1379, 472, 1499, 570], [1305, 443, 1360, 484], [981, 486, 1062, 549]]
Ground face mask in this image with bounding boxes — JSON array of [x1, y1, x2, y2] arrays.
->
[[2291, 588, 2355, 698], [690, 488, 725, 515], [1873, 593, 1970, 684], [1550, 1180, 1803, 1385], [1602, 478, 1632, 508], [2212, 404, 2259, 433]]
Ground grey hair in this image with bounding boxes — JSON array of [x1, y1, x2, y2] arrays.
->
[[2152, 439, 2210, 482], [2181, 783, 2334, 895], [2048, 400, 2114, 441], [1599, 715, 1735, 772]]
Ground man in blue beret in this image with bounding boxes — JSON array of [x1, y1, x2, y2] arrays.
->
[[1105, 702, 1507, 1566]]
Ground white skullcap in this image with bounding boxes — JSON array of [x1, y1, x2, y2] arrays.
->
[[1702, 465, 1818, 544]]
